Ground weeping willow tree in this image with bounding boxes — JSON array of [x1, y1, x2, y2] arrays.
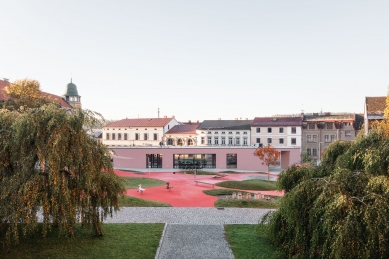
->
[[262, 123, 389, 259], [0, 104, 125, 246]]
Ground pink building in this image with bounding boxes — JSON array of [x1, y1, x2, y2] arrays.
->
[[111, 146, 301, 171]]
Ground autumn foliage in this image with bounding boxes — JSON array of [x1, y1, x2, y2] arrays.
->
[[254, 144, 280, 181]]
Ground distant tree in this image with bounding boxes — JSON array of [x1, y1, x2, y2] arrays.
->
[[300, 151, 316, 166], [0, 104, 125, 246], [254, 144, 280, 181]]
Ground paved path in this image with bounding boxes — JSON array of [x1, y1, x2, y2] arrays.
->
[[102, 207, 274, 259], [104, 207, 273, 224]]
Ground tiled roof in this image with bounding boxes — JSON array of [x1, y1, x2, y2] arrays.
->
[[105, 118, 175, 127], [165, 123, 200, 134], [365, 97, 386, 115], [197, 120, 253, 130], [0, 80, 72, 108], [303, 113, 355, 121], [251, 117, 302, 126]]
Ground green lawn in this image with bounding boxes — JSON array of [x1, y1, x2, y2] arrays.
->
[[215, 199, 278, 208], [121, 177, 166, 189], [216, 179, 277, 190], [0, 224, 164, 259], [118, 196, 171, 207], [225, 224, 281, 259], [203, 189, 251, 196]]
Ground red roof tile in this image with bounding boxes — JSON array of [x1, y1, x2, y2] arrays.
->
[[365, 97, 386, 115], [252, 117, 302, 127], [165, 123, 200, 134], [105, 118, 175, 127]]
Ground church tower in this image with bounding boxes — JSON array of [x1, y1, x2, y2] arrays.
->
[[63, 79, 82, 109]]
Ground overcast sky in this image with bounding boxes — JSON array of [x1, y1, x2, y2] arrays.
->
[[1, 1, 388, 121]]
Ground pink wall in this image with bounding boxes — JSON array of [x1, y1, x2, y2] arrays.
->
[[112, 147, 301, 171]]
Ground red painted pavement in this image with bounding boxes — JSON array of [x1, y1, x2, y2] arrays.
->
[[114, 170, 284, 208]]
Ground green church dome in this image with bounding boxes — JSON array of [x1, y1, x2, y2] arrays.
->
[[64, 80, 79, 96]]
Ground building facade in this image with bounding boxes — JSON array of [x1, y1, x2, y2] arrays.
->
[[163, 121, 200, 146], [102, 117, 180, 146], [196, 119, 253, 147], [302, 113, 363, 161], [250, 116, 303, 148], [364, 96, 386, 135]]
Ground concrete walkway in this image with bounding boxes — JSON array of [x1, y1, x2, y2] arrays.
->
[[103, 207, 274, 259]]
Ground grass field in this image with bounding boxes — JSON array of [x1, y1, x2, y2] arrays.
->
[[216, 179, 277, 190], [0, 224, 164, 259], [225, 224, 281, 259], [121, 177, 166, 189], [118, 196, 171, 207]]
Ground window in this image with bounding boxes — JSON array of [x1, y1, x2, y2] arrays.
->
[[291, 138, 296, 145], [291, 127, 296, 134], [106, 133, 110, 140], [112, 133, 116, 140], [236, 132, 240, 134], [124, 133, 128, 140], [135, 133, 139, 140], [345, 131, 351, 136], [214, 137, 219, 145], [201, 137, 205, 144], [207, 137, 212, 144], [330, 135, 335, 142], [268, 127, 272, 133], [308, 123, 315, 129], [243, 137, 248, 145], [307, 135, 312, 142], [144, 133, 148, 140], [208, 131, 212, 134], [279, 127, 284, 133], [313, 149, 318, 156], [344, 122, 350, 126], [256, 138, 261, 143], [215, 132, 218, 134], [236, 137, 240, 145], [256, 127, 260, 133], [268, 138, 272, 143], [221, 137, 226, 145], [154, 133, 158, 140], [325, 135, 329, 142], [313, 135, 317, 142], [188, 139, 194, 146], [279, 138, 284, 144], [228, 137, 233, 145], [326, 123, 333, 129], [307, 148, 311, 155], [201, 131, 205, 134], [118, 133, 122, 140], [227, 154, 237, 168], [167, 138, 174, 145], [243, 132, 247, 135], [177, 139, 183, 146]]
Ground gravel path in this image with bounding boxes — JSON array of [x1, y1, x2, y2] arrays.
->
[[103, 207, 274, 224]]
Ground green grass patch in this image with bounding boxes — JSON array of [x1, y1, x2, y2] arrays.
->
[[225, 224, 281, 259], [216, 179, 276, 190], [203, 189, 251, 196], [121, 177, 166, 189], [215, 199, 278, 208], [118, 196, 171, 207], [0, 223, 164, 259]]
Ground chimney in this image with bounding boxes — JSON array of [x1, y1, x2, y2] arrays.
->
[[188, 120, 191, 124], [197, 120, 199, 123], [172, 115, 175, 118], [218, 118, 221, 120]]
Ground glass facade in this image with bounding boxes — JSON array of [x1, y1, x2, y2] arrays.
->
[[173, 154, 216, 169], [226, 154, 237, 168], [146, 154, 162, 168]]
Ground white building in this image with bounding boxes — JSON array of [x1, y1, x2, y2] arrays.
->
[[250, 117, 303, 148], [102, 117, 180, 146], [196, 119, 253, 146]]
